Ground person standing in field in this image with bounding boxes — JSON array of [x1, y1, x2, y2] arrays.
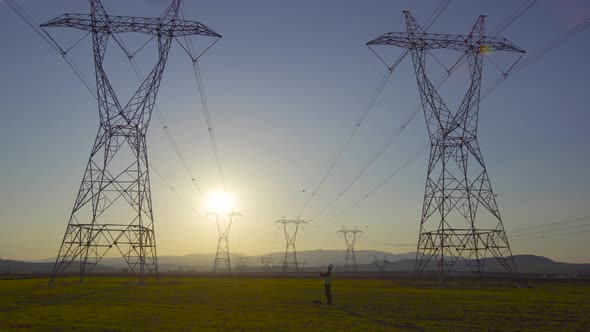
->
[[319, 263, 333, 304]]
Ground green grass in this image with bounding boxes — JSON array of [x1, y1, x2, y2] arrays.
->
[[0, 276, 589, 331]]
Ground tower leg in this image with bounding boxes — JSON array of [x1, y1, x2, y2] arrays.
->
[[50, 132, 159, 283], [213, 214, 232, 272]]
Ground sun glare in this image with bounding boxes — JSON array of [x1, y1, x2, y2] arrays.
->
[[480, 44, 491, 54], [207, 191, 235, 214]]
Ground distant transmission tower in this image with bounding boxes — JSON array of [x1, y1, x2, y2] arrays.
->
[[299, 260, 309, 272], [258, 255, 273, 272], [44, 0, 220, 284], [368, 12, 524, 284], [210, 212, 240, 272], [275, 218, 307, 272], [374, 255, 390, 273], [338, 226, 363, 272], [234, 253, 248, 272]]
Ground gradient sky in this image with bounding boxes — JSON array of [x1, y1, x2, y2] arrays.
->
[[0, 0, 589, 263]]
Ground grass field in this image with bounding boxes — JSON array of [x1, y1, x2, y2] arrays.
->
[[0, 275, 589, 331]]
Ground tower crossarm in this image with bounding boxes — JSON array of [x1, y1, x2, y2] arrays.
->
[[41, 14, 221, 38], [367, 32, 524, 54]]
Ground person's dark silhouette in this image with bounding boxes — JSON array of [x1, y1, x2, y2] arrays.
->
[[319, 264, 333, 304]]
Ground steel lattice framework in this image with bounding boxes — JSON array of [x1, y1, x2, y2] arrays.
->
[[368, 12, 525, 284], [374, 256, 391, 273], [337, 226, 363, 272], [210, 212, 240, 272], [258, 255, 273, 272], [275, 218, 307, 272], [44, 0, 220, 283]]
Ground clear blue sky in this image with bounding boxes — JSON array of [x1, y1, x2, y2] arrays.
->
[[0, 0, 589, 262]]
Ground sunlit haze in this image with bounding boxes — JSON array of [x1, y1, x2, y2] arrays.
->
[[207, 191, 235, 215], [0, 0, 588, 263]]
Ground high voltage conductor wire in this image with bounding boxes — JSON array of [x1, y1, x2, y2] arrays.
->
[[149, 162, 201, 216], [482, 14, 590, 99], [317, 144, 429, 226], [310, 0, 542, 225], [372, 214, 590, 246], [511, 223, 590, 239], [508, 215, 590, 241], [297, 0, 454, 218], [310, 0, 577, 232], [490, 0, 538, 36], [511, 229, 590, 241], [5, 0, 96, 99], [422, 0, 537, 100], [177, 6, 227, 191], [193, 61, 226, 190], [296, 67, 395, 217], [309, 42, 469, 223], [314, 51, 519, 227], [6, 1, 206, 212], [508, 215, 590, 238], [509, 215, 590, 233], [111, 34, 206, 199], [371, 227, 590, 246], [309, 55, 467, 224]]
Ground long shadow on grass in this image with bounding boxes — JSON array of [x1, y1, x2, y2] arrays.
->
[[331, 304, 423, 331]]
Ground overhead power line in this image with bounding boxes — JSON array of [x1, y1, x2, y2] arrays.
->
[[5, 0, 96, 99], [193, 61, 226, 190], [111, 34, 205, 199], [508, 215, 590, 241], [372, 215, 590, 246], [7, 0, 206, 212], [514, 15, 590, 73], [511, 222, 590, 238], [297, 67, 395, 216], [297, 0, 453, 218], [148, 161, 201, 216], [491, 0, 538, 36], [483, 14, 590, 99], [424, 0, 454, 31], [509, 215, 590, 234], [511, 229, 590, 241], [310, 0, 542, 224], [317, 145, 428, 226], [309, 55, 467, 222], [176, 6, 227, 191]]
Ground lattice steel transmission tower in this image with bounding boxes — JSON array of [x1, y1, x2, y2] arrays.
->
[[258, 255, 273, 272], [374, 255, 391, 273], [210, 212, 240, 272], [275, 218, 307, 272], [233, 253, 248, 272], [337, 226, 363, 272], [44, 0, 220, 283], [367, 12, 525, 284]]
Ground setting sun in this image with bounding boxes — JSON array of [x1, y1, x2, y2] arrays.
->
[[206, 191, 235, 214]]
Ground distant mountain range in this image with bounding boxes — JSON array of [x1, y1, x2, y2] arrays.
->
[[374, 255, 590, 275], [2, 251, 589, 275]]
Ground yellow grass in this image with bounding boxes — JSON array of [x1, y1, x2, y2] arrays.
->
[[0, 276, 589, 331]]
